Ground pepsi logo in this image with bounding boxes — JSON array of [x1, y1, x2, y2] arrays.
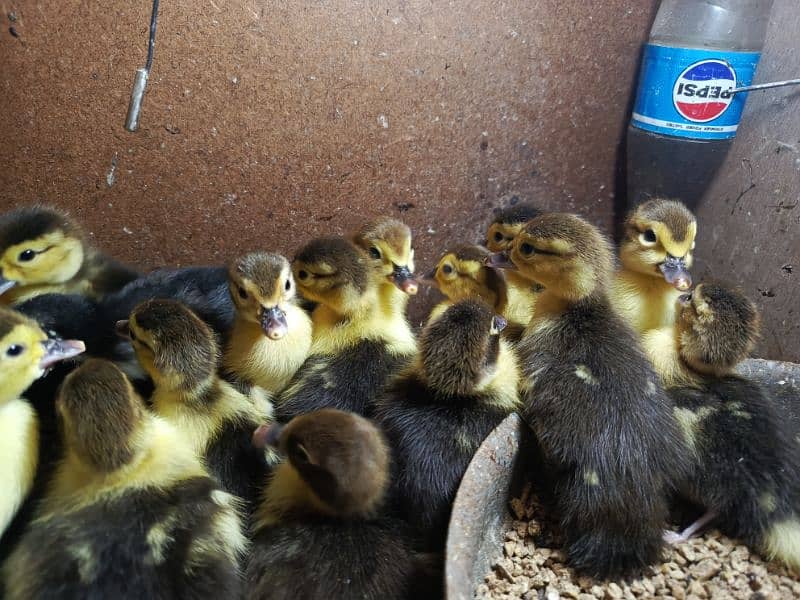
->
[[672, 60, 736, 123]]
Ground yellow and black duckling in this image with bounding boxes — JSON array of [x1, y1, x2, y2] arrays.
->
[[485, 203, 544, 325], [424, 245, 508, 319], [649, 283, 800, 570], [375, 299, 520, 550], [0, 205, 138, 305], [2, 359, 246, 599], [275, 237, 416, 420], [486, 212, 689, 578], [247, 409, 433, 600], [611, 198, 697, 335], [223, 252, 312, 395], [123, 299, 273, 502], [352, 215, 419, 299], [16, 265, 236, 392], [0, 307, 85, 538]]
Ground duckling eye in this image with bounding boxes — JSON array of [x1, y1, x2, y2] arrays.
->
[[519, 242, 534, 256], [18, 249, 36, 262], [285, 279, 291, 291], [442, 264, 453, 275], [493, 232, 504, 243], [297, 270, 308, 281], [369, 247, 381, 260], [238, 286, 248, 300], [641, 229, 657, 244], [6, 344, 25, 357]]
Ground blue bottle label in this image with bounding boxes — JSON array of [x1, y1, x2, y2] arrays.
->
[[631, 44, 761, 140]]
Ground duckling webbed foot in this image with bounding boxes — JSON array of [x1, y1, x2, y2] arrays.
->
[[664, 509, 717, 545]]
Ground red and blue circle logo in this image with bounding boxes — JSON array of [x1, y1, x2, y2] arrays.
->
[[672, 60, 736, 123]]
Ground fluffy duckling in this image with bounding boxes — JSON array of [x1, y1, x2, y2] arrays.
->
[[223, 252, 312, 395], [16, 265, 235, 387], [487, 212, 689, 578], [485, 204, 544, 325], [124, 299, 272, 502], [275, 237, 416, 420], [352, 216, 419, 303], [424, 245, 508, 320], [2, 359, 246, 599], [247, 409, 428, 600], [652, 283, 800, 570], [611, 199, 697, 335], [375, 299, 520, 549], [0, 307, 85, 537], [0, 205, 138, 305]]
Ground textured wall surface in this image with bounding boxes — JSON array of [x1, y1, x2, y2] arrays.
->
[[0, 1, 797, 360]]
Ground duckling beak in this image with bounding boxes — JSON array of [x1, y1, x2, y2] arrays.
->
[[0, 276, 17, 296], [391, 265, 419, 295], [252, 422, 284, 449], [492, 315, 507, 334], [659, 255, 692, 291], [260, 306, 288, 340], [39, 338, 86, 370], [484, 252, 517, 270], [115, 319, 130, 339]]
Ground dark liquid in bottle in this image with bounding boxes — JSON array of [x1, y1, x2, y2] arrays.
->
[[626, 125, 732, 211]]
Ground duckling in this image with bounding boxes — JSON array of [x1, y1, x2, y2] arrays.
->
[[222, 252, 312, 395], [352, 215, 419, 305], [0, 307, 85, 537], [611, 198, 697, 335], [0, 205, 138, 305], [15, 265, 235, 387], [651, 283, 800, 570], [486, 212, 689, 578], [275, 237, 416, 420], [2, 359, 246, 599], [375, 299, 520, 549], [246, 409, 429, 600], [124, 299, 273, 502], [485, 204, 544, 325], [424, 243, 511, 319]]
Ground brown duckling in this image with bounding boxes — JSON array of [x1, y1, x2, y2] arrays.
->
[[649, 283, 800, 571], [485, 203, 544, 325], [611, 199, 697, 335], [2, 359, 246, 599], [123, 299, 273, 502], [246, 409, 432, 600], [275, 237, 416, 420], [375, 299, 520, 550], [0, 307, 85, 538], [223, 252, 312, 395], [486, 212, 689, 578], [0, 205, 138, 305]]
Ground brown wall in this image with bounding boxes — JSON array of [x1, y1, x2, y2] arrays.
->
[[1, 1, 797, 360]]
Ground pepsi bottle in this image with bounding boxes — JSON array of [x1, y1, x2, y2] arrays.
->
[[627, 0, 773, 208]]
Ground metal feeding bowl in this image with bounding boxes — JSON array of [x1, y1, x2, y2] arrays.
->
[[444, 359, 800, 600]]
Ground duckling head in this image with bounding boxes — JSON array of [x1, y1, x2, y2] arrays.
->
[[420, 299, 506, 395], [57, 359, 142, 473], [0, 306, 85, 404], [486, 203, 542, 253], [620, 199, 696, 291], [488, 213, 613, 302], [676, 282, 759, 376], [425, 245, 508, 314], [229, 252, 297, 340], [255, 408, 390, 518], [352, 217, 418, 295], [0, 206, 86, 295], [121, 299, 217, 393], [292, 237, 372, 316]]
